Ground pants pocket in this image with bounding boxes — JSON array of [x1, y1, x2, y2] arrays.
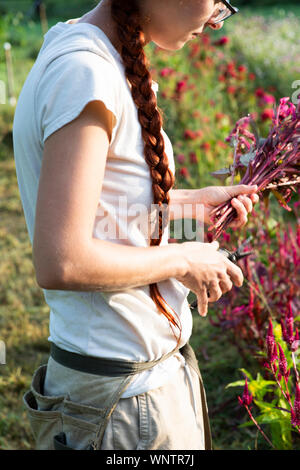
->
[[23, 364, 106, 450]]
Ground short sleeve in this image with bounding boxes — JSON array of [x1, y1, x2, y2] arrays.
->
[[36, 50, 120, 145]]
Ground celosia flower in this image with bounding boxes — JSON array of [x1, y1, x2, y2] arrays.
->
[[255, 88, 265, 98], [215, 36, 229, 46], [176, 80, 187, 93], [208, 97, 300, 239], [177, 154, 185, 164], [266, 320, 276, 363], [179, 167, 190, 179], [189, 152, 198, 164], [262, 94, 276, 105], [201, 142, 211, 151], [238, 65, 247, 73], [291, 384, 300, 428], [238, 378, 253, 406], [277, 343, 289, 378]]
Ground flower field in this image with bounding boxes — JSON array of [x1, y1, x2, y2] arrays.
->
[[0, 5, 299, 450]]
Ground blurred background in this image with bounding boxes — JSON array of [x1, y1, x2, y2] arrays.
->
[[0, 0, 299, 451]]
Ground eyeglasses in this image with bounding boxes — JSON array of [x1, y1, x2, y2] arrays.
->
[[210, 1, 239, 25]]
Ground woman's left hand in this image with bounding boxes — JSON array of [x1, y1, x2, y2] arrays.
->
[[201, 184, 260, 228]]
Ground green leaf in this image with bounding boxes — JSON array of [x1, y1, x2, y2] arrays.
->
[[225, 380, 246, 389], [238, 368, 253, 381]]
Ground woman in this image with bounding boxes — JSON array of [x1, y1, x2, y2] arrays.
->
[[13, 0, 259, 450]]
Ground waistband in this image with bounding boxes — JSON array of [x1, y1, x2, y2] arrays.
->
[[50, 342, 180, 377]]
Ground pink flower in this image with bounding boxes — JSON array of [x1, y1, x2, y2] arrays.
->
[[262, 93, 276, 105], [277, 343, 289, 378], [238, 378, 253, 407], [177, 154, 185, 164], [266, 320, 277, 363], [291, 384, 300, 427], [160, 67, 174, 77]]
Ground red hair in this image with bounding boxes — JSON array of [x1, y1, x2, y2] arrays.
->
[[111, 0, 182, 344]]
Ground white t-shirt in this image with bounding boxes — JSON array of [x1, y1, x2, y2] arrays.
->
[[12, 20, 193, 397]]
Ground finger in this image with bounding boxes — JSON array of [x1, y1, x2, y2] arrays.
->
[[218, 276, 233, 294], [237, 195, 253, 213], [231, 198, 248, 226], [224, 259, 244, 287], [250, 193, 259, 204], [207, 281, 223, 302], [197, 288, 208, 317]]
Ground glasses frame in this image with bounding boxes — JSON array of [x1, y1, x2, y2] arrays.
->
[[212, 1, 239, 24]]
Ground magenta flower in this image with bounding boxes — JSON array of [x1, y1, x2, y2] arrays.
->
[[238, 378, 253, 406], [176, 80, 187, 93], [177, 154, 185, 164], [278, 343, 289, 378], [208, 97, 300, 240], [262, 94, 276, 105], [291, 384, 300, 427], [267, 320, 277, 364]]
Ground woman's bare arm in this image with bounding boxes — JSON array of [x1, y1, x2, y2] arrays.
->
[[33, 100, 185, 291]]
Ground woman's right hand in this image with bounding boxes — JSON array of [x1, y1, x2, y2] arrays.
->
[[176, 241, 244, 317]]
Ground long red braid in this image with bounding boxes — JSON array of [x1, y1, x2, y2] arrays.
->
[[111, 0, 182, 345]]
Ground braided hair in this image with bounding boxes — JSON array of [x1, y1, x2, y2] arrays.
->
[[111, 0, 182, 344]]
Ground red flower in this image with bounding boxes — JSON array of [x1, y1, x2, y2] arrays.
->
[[261, 109, 275, 121], [248, 73, 256, 81], [218, 74, 226, 82], [189, 152, 198, 164], [179, 167, 190, 178], [217, 140, 227, 149], [227, 85, 237, 95], [238, 65, 247, 73], [215, 36, 229, 46], [184, 129, 196, 140], [201, 142, 211, 151], [255, 88, 265, 98], [176, 80, 187, 93], [215, 112, 226, 121]]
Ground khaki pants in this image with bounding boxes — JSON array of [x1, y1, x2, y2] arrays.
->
[[23, 351, 209, 450]]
